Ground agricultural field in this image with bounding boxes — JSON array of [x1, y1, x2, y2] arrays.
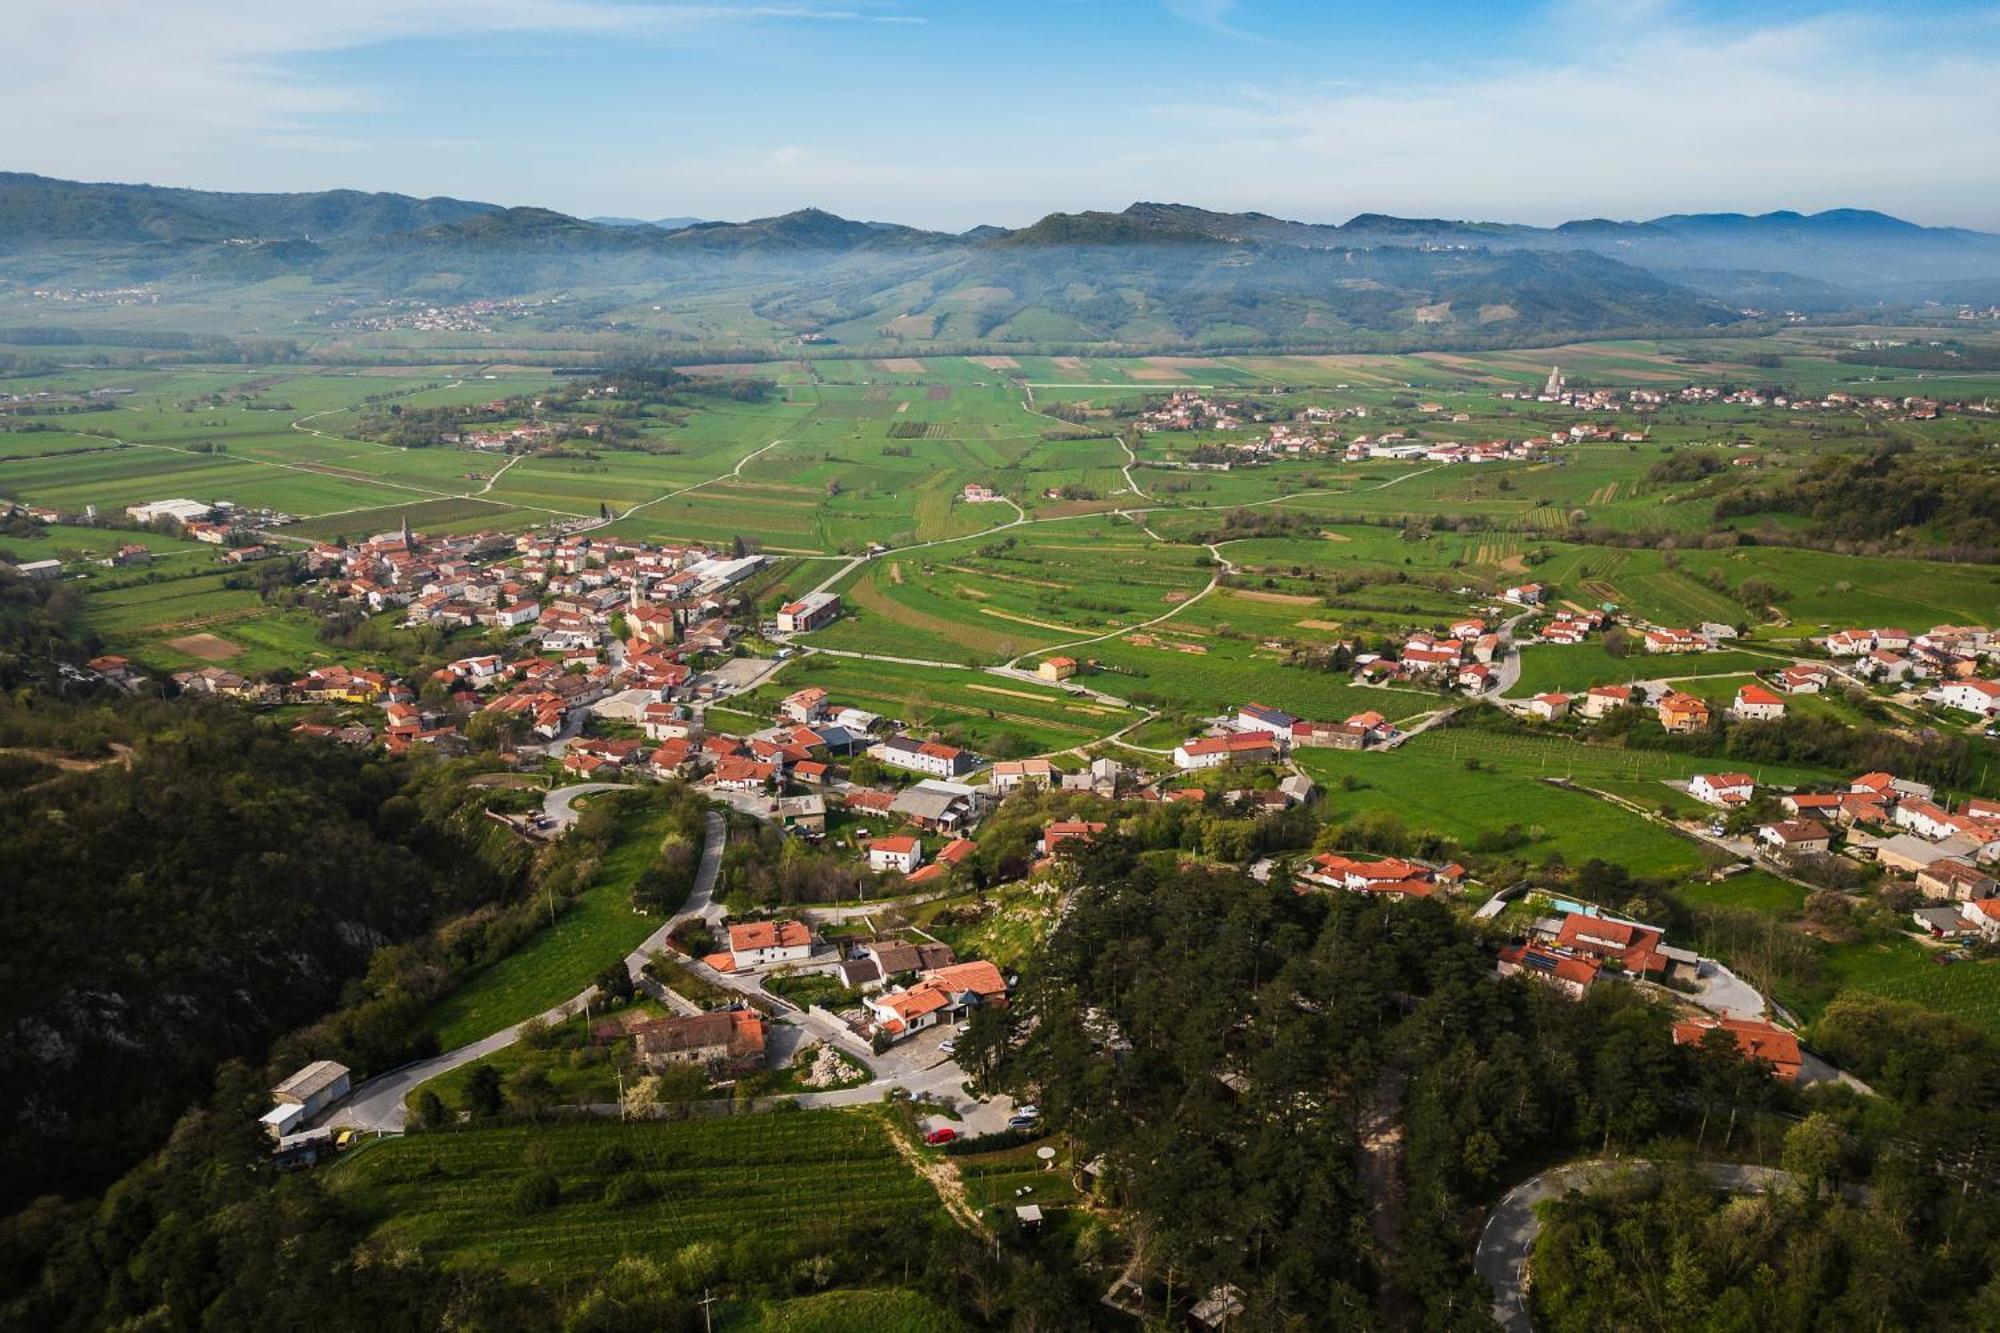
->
[[331, 1111, 941, 1278], [1815, 937, 2000, 1039], [421, 792, 679, 1050], [1502, 644, 1789, 698], [741, 655, 1138, 757]]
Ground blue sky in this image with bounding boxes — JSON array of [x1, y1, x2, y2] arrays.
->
[[11, 0, 2000, 229]]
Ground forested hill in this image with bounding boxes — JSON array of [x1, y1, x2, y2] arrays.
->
[[0, 697, 526, 1209]]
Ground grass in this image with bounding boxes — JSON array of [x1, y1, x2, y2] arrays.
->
[[719, 1288, 967, 1332], [1503, 643, 1786, 698], [422, 792, 677, 1049], [332, 1110, 941, 1278], [1817, 935, 2000, 1039], [1674, 869, 1809, 916]]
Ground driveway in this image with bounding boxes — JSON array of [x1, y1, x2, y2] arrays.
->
[[1477, 1159, 1793, 1332], [328, 810, 727, 1132], [1689, 957, 1766, 1019]]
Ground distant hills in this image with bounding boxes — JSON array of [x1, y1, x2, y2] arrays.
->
[[4, 172, 1997, 352]]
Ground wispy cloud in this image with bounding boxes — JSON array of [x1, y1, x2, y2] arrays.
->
[[1162, 0, 1265, 42], [0, 1, 919, 186], [1145, 2, 2000, 226]]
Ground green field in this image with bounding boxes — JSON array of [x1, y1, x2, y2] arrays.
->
[[1504, 644, 1788, 698], [422, 791, 673, 1049], [1816, 937, 2000, 1039], [333, 1111, 941, 1277]]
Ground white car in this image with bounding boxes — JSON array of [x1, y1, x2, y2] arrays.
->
[[938, 1039, 957, 1056]]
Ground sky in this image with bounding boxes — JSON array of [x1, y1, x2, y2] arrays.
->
[[9, 0, 2000, 230]]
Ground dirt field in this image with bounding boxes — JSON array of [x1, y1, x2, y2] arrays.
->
[[166, 632, 242, 661], [1297, 619, 1345, 631], [874, 358, 925, 373], [967, 355, 1019, 370], [1230, 589, 1320, 605], [1125, 367, 1186, 381]]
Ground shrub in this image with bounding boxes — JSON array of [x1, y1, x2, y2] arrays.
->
[[513, 1169, 560, 1213]]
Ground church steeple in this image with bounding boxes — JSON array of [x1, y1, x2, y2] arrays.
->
[[401, 512, 414, 550]]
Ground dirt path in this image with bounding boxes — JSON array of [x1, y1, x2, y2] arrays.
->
[[3, 743, 134, 791], [1359, 1066, 1411, 1321], [883, 1117, 987, 1235]]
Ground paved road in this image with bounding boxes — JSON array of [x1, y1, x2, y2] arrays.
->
[[329, 810, 726, 1132], [1477, 1159, 1792, 1331], [543, 781, 631, 830]]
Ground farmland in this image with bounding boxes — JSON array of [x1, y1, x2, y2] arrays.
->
[[332, 1111, 941, 1277], [421, 791, 681, 1050]]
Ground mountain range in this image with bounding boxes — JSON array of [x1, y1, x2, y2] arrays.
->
[[4, 172, 1998, 353]]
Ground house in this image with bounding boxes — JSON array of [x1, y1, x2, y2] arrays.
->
[[1578, 684, 1635, 719], [1657, 692, 1711, 733], [990, 757, 1056, 790], [866, 960, 1010, 1040], [776, 591, 841, 634], [1780, 663, 1832, 694], [1036, 656, 1078, 682], [1298, 853, 1446, 899], [1672, 1016, 1802, 1083], [9, 558, 62, 580], [1643, 627, 1704, 654], [633, 1011, 766, 1074], [1916, 857, 1999, 902], [889, 779, 980, 832], [1173, 732, 1277, 770], [1458, 663, 1494, 692], [1502, 582, 1545, 605], [861, 938, 956, 978], [262, 1060, 351, 1138], [1960, 898, 2000, 942], [1551, 912, 1676, 976], [868, 835, 924, 875], [781, 686, 829, 724], [1689, 773, 1755, 808], [1234, 702, 1297, 738], [1731, 684, 1787, 721], [1496, 944, 1600, 1000], [870, 736, 975, 779], [1781, 792, 1844, 819], [1826, 629, 1875, 657], [1526, 692, 1571, 721], [1043, 820, 1106, 853], [1935, 679, 2000, 718], [726, 919, 815, 969], [1759, 819, 1833, 857]]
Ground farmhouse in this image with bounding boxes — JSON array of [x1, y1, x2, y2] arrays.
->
[[1731, 684, 1787, 721], [1526, 692, 1571, 721], [782, 686, 829, 723], [867, 835, 924, 875], [1657, 692, 1710, 733], [1043, 820, 1107, 853], [1297, 853, 1456, 900], [1502, 583, 1545, 605], [1549, 912, 1679, 977], [1671, 1016, 1802, 1083], [1759, 819, 1833, 857], [1916, 858, 1999, 902], [1577, 684, 1635, 719], [1934, 679, 2000, 718], [726, 919, 815, 970], [1780, 663, 1832, 694], [633, 1011, 766, 1074], [1961, 899, 2000, 943], [1036, 656, 1078, 682], [1689, 773, 1755, 808], [776, 591, 841, 634], [870, 735, 975, 778], [866, 960, 1010, 1040], [1643, 627, 1705, 654], [1174, 732, 1278, 770], [991, 757, 1056, 790]]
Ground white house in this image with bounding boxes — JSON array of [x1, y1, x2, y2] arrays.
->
[[1731, 684, 1787, 721], [1935, 680, 2000, 718], [1173, 733, 1277, 770], [726, 920, 814, 969], [776, 591, 841, 634], [1234, 702, 1298, 738], [867, 835, 924, 875], [1689, 773, 1755, 807]]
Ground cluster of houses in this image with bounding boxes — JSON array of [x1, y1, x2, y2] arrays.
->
[[1136, 391, 1253, 433], [1825, 625, 2000, 700], [1173, 701, 1401, 770], [1494, 368, 1976, 427], [1357, 622, 1506, 691], [1296, 852, 1465, 900]]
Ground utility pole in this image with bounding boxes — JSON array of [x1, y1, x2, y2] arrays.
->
[[697, 1288, 717, 1333]]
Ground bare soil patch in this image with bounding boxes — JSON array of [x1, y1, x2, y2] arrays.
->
[[1126, 367, 1186, 382], [874, 357, 925, 373], [167, 632, 242, 661], [1297, 619, 1345, 631], [967, 355, 1018, 369], [1231, 588, 1320, 606], [1320, 530, 1351, 542]]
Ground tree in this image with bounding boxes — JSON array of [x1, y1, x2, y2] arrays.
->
[[466, 1063, 506, 1118], [1781, 1112, 1851, 1200], [412, 1089, 450, 1132]]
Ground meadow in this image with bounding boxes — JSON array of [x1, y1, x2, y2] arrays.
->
[[332, 1110, 940, 1277], [422, 792, 678, 1050]]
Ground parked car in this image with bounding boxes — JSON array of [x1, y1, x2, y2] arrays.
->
[[924, 1126, 957, 1145], [1014, 1104, 1038, 1118], [938, 1039, 957, 1056], [1006, 1115, 1040, 1131]]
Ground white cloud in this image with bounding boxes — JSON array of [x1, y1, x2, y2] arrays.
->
[[1144, 4, 2000, 227], [0, 1, 918, 189]]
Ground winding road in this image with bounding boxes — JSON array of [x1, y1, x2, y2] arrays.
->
[[1476, 1159, 1809, 1332], [329, 808, 726, 1132]]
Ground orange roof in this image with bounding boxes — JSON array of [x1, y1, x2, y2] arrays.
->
[[728, 920, 812, 952], [871, 835, 920, 854], [921, 960, 1008, 999], [1737, 684, 1784, 706], [936, 838, 977, 864], [1673, 1016, 1802, 1080], [905, 863, 949, 886]]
